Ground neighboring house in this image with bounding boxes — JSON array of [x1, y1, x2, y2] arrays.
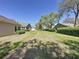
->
[[0, 15, 21, 37], [61, 23, 74, 27], [20, 24, 32, 30], [31, 27, 36, 31], [53, 23, 76, 29], [53, 18, 79, 29], [21, 26, 27, 30], [26, 24, 32, 30], [53, 23, 68, 29], [64, 18, 79, 27], [20, 22, 27, 30]]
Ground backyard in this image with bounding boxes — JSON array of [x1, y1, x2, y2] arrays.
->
[[0, 0, 79, 59], [0, 31, 79, 59]]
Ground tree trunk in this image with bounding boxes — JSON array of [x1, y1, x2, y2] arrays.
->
[[74, 17, 77, 27], [74, 14, 78, 27], [58, 17, 60, 24], [48, 23, 52, 29]]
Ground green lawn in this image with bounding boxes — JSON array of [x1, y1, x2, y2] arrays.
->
[[22, 31, 79, 42], [0, 31, 79, 59], [23, 31, 79, 55]]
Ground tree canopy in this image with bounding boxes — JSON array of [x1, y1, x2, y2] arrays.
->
[[36, 12, 59, 29], [59, 0, 79, 27]]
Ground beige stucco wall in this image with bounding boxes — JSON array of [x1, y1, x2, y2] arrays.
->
[[0, 22, 16, 37]]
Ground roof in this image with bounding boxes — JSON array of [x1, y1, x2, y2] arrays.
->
[[64, 18, 79, 26], [0, 15, 20, 26], [53, 23, 68, 29], [61, 23, 74, 27]]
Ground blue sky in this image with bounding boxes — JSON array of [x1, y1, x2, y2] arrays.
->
[[0, 0, 61, 26]]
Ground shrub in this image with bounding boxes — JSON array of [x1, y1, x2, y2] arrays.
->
[[16, 30, 25, 34], [57, 27, 79, 37], [43, 29, 55, 32]]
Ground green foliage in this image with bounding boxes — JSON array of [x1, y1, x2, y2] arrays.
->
[[36, 22, 43, 30], [0, 46, 11, 58], [64, 40, 79, 48], [11, 41, 23, 49], [59, 0, 79, 27], [26, 24, 32, 30], [16, 30, 26, 34], [0, 41, 23, 58], [22, 39, 79, 59], [57, 27, 79, 37], [64, 40, 79, 56], [36, 12, 59, 30], [43, 29, 55, 32]]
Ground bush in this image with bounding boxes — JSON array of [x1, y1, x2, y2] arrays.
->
[[16, 30, 25, 34], [43, 29, 55, 32], [57, 27, 79, 37]]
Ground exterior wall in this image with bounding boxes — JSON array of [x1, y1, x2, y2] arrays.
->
[[0, 22, 16, 37]]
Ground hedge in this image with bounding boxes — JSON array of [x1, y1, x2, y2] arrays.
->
[[43, 29, 55, 32], [16, 30, 26, 34], [57, 27, 79, 37]]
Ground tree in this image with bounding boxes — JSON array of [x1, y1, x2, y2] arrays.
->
[[35, 20, 43, 30], [49, 12, 60, 24], [40, 16, 49, 28], [42, 12, 59, 29], [64, 18, 79, 26], [37, 12, 59, 29], [26, 24, 32, 30], [59, 0, 79, 27], [36, 12, 59, 30]]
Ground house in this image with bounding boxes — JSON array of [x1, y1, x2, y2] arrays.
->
[[0, 15, 21, 37], [25, 24, 31, 30], [21, 24, 32, 30], [53, 22, 76, 30], [31, 27, 36, 31], [19, 22, 27, 30], [64, 18, 79, 27], [53, 23, 68, 29]]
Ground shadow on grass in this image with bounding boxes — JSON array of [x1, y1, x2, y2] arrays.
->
[[22, 39, 79, 59], [3, 39, 79, 59], [64, 40, 79, 55], [0, 41, 23, 59], [0, 42, 11, 59]]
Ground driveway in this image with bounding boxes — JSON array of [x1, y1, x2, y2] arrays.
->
[[0, 34, 26, 44]]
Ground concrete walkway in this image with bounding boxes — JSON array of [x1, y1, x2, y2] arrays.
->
[[0, 34, 26, 44]]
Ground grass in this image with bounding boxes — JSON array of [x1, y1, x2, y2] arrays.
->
[[23, 31, 79, 53], [0, 41, 24, 58], [0, 30, 79, 58], [51, 32, 79, 42], [25, 31, 79, 41], [23, 31, 79, 54]]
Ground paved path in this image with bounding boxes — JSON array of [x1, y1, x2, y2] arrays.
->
[[0, 34, 26, 44], [0, 31, 39, 44]]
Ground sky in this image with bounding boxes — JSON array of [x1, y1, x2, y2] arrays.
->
[[0, 0, 61, 26]]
